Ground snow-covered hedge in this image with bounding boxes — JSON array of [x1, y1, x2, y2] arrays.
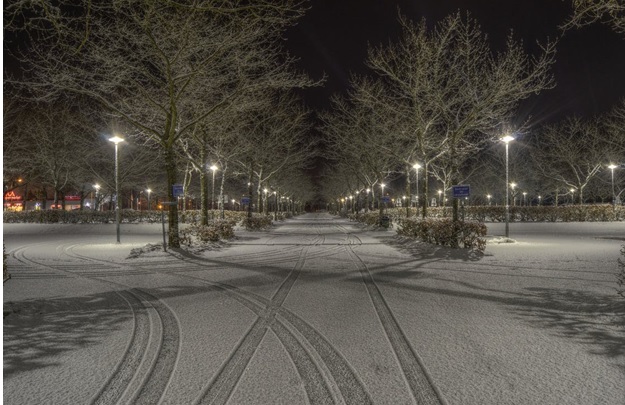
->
[[379, 205, 624, 223], [179, 220, 236, 244], [241, 215, 273, 230], [397, 218, 487, 252], [2, 209, 254, 224], [348, 211, 384, 227]]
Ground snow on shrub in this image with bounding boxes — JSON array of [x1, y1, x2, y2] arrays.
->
[[398, 218, 487, 252], [179, 220, 235, 245], [350, 212, 386, 227], [241, 215, 273, 231]]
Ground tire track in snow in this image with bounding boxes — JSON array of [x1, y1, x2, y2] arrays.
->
[[12, 244, 182, 405], [196, 247, 334, 404], [91, 290, 150, 405], [14, 222, 372, 404], [345, 245, 447, 405]]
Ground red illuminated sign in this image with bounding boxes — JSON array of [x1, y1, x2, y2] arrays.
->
[[4, 191, 22, 201]]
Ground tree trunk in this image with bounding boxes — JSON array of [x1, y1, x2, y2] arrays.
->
[[200, 170, 209, 226], [219, 163, 227, 219], [247, 163, 254, 219], [405, 165, 411, 218], [422, 162, 429, 219], [164, 147, 180, 248]]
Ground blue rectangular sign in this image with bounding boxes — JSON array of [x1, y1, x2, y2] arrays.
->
[[452, 185, 470, 198], [381, 196, 391, 203], [172, 184, 184, 198], [240, 197, 251, 205]]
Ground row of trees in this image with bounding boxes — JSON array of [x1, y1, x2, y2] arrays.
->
[[319, 7, 625, 217], [4, 0, 321, 247]]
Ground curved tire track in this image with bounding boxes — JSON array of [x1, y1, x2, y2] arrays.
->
[[11, 244, 182, 405]]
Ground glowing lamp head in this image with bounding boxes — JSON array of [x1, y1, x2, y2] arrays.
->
[[501, 135, 514, 144], [108, 135, 124, 144]]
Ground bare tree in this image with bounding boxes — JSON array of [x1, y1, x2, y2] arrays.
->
[[6, 0, 314, 247], [530, 116, 610, 203], [563, 0, 625, 36], [364, 11, 556, 221], [321, 87, 399, 216]]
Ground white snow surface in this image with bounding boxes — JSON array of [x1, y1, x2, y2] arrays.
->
[[2, 214, 624, 404]]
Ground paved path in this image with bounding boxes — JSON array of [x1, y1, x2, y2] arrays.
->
[[3, 214, 624, 404]]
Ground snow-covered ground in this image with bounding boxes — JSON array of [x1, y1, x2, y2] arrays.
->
[[3, 214, 624, 404]]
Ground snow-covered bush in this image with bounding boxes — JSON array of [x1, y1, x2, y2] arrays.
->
[[179, 220, 235, 245], [241, 215, 273, 230], [398, 218, 487, 252], [351, 211, 385, 227]]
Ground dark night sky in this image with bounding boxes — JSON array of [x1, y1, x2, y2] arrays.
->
[[285, 0, 625, 125]]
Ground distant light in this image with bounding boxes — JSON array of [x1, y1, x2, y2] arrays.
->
[[608, 164, 618, 170], [108, 135, 124, 144], [210, 165, 218, 172], [413, 163, 421, 169]]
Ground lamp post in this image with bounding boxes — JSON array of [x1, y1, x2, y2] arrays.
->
[[510, 183, 517, 206], [146, 188, 152, 211], [210, 165, 218, 213], [538, 195, 542, 206], [380, 183, 386, 211], [501, 135, 514, 238], [413, 163, 421, 209], [109, 135, 124, 243], [264, 188, 268, 214], [437, 189, 442, 206], [487, 194, 492, 206], [366, 188, 371, 212], [94, 184, 101, 211], [570, 188, 576, 205], [608, 164, 618, 209], [522, 192, 527, 206]]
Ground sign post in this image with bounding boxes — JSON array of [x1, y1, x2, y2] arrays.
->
[[160, 201, 178, 251]]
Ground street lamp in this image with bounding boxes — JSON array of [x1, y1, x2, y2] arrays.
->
[[608, 164, 618, 208], [538, 195, 542, 206], [501, 135, 514, 238], [413, 163, 421, 208], [108, 135, 124, 243], [487, 194, 492, 206], [94, 184, 101, 211], [380, 183, 386, 210], [210, 165, 218, 212], [437, 189, 442, 206], [570, 188, 576, 205], [522, 192, 527, 206], [146, 188, 152, 211]]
